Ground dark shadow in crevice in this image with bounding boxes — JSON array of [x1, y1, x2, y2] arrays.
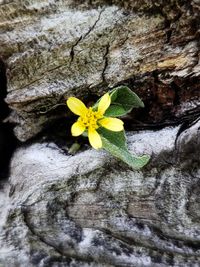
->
[[0, 59, 9, 120], [0, 59, 18, 179]]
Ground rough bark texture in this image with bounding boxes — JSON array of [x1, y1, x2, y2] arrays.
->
[[1, 124, 200, 266], [0, 0, 200, 266], [0, 0, 199, 140]]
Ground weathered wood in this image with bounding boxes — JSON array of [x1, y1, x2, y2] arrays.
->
[[0, 1, 200, 266], [0, 0, 199, 140], [0, 122, 200, 266]]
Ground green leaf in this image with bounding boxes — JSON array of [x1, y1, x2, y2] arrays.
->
[[99, 128, 126, 149], [98, 128, 150, 169], [103, 104, 127, 117], [104, 86, 144, 117]]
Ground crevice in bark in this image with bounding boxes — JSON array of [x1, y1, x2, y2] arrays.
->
[[70, 36, 83, 63], [101, 43, 110, 83], [115, 72, 200, 132], [0, 59, 17, 179], [82, 8, 104, 40], [70, 8, 104, 63], [0, 59, 8, 121]]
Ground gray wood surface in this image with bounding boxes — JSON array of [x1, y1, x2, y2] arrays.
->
[[0, 1, 200, 266]]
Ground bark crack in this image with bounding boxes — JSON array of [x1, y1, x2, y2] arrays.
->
[[102, 43, 110, 83], [70, 8, 104, 64], [82, 8, 104, 41], [70, 36, 83, 63], [13, 9, 105, 91]]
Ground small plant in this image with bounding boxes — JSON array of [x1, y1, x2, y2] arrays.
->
[[66, 86, 150, 169]]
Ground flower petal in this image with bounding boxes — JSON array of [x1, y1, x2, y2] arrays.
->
[[67, 97, 88, 116], [71, 121, 86, 136], [99, 117, 124, 131], [98, 93, 111, 115], [88, 128, 102, 149]]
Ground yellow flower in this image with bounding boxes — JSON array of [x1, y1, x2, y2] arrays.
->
[[67, 93, 124, 149]]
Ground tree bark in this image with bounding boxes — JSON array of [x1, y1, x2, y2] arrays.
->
[[0, 0, 199, 140], [0, 0, 200, 266]]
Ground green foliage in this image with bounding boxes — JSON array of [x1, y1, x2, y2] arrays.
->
[[104, 86, 144, 117], [68, 86, 150, 169], [98, 128, 150, 169], [95, 86, 150, 169]]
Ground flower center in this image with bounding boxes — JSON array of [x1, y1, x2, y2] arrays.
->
[[78, 107, 103, 130]]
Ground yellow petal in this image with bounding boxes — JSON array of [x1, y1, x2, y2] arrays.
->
[[98, 93, 111, 115], [71, 121, 86, 136], [67, 97, 88, 116], [99, 117, 124, 131], [88, 128, 102, 149]]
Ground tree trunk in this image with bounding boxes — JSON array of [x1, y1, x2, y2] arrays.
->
[[0, 0, 200, 266]]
